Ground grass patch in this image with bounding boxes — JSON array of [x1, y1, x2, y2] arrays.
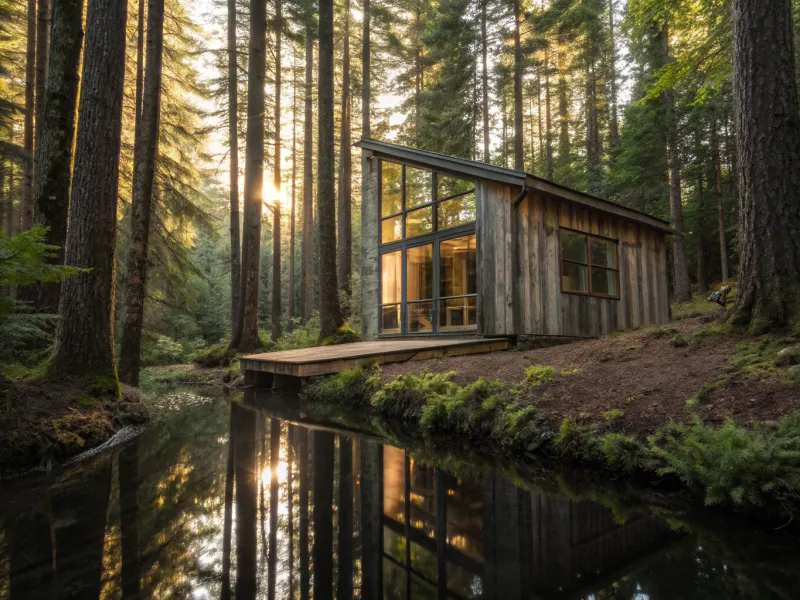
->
[[524, 364, 555, 386], [671, 281, 737, 320]]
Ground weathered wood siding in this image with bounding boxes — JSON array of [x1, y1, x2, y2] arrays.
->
[[477, 181, 670, 337]]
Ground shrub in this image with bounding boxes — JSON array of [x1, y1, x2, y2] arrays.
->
[[275, 317, 321, 350], [649, 415, 800, 507], [598, 433, 647, 472], [320, 322, 361, 346], [372, 371, 457, 421], [302, 364, 382, 406], [142, 336, 188, 366], [192, 342, 237, 367], [524, 364, 555, 386]]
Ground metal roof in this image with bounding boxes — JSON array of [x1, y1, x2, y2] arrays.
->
[[355, 137, 675, 235]]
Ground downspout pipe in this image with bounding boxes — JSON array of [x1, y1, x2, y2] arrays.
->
[[510, 181, 528, 341]]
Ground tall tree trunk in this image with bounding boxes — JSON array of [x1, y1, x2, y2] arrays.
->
[[481, 0, 489, 162], [414, 10, 422, 144], [119, 0, 166, 387], [267, 418, 280, 600], [336, 437, 354, 599], [711, 112, 729, 280], [544, 47, 553, 179], [230, 0, 267, 351], [696, 143, 708, 294], [529, 93, 536, 173], [135, 0, 145, 123], [660, 24, 691, 302], [586, 55, 601, 194], [0, 165, 5, 236], [22, 0, 35, 231], [556, 51, 570, 177], [362, 0, 370, 138], [317, 0, 343, 341], [227, 0, 241, 335], [233, 402, 258, 599], [288, 51, 298, 329], [513, 0, 523, 171], [730, 0, 800, 330], [35, 0, 50, 141], [301, 22, 314, 323], [337, 0, 352, 310], [312, 430, 334, 600], [607, 0, 619, 150], [272, 0, 283, 342], [220, 405, 235, 600], [298, 427, 310, 600], [49, 0, 128, 382], [29, 0, 84, 313]]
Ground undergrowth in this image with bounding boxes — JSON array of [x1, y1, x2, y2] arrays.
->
[[302, 364, 800, 513]]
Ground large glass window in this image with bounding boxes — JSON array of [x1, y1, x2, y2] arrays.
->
[[380, 160, 475, 243], [439, 235, 477, 331], [379, 159, 477, 335], [560, 229, 619, 298]]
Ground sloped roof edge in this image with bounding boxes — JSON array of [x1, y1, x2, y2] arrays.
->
[[355, 137, 676, 235]]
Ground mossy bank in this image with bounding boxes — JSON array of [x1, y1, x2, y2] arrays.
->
[[0, 374, 149, 477], [301, 358, 800, 518]]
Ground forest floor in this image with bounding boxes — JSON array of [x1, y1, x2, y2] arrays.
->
[[0, 377, 148, 477], [381, 310, 800, 438]]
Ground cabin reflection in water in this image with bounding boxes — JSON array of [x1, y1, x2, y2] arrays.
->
[[364, 444, 670, 600]]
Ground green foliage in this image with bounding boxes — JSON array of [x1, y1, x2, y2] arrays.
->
[[670, 334, 690, 348], [141, 335, 207, 367], [192, 342, 237, 368], [603, 408, 624, 422], [320, 322, 361, 346], [0, 227, 84, 361], [649, 415, 800, 507], [597, 432, 648, 472], [372, 370, 458, 420], [302, 364, 382, 406], [524, 364, 555, 386], [274, 317, 321, 350]]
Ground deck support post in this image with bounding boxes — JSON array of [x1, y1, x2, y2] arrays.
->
[[244, 370, 274, 388]]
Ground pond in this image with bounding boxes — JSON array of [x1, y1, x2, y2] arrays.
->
[[0, 387, 799, 599]]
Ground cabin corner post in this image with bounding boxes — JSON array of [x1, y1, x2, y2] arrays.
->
[[360, 150, 380, 338]]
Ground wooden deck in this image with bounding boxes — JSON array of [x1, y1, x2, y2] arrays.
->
[[240, 337, 509, 384]]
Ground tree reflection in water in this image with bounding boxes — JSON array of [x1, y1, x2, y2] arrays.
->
[[0, 388, 799, 599]]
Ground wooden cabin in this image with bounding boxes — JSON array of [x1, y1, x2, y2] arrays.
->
[[356, 138, 674, 339]]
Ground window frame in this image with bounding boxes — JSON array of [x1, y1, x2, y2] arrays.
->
[[558, 227, 621, 300], [379, 159, 476, 245]]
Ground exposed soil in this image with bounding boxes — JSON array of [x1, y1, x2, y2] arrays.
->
[[381, 317, 800, 436], [0, 378, 148, 477]]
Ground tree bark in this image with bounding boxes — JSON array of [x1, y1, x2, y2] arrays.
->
[[5, 165, 14, 237], [312, 430, 334, 600], [220, 404, 235, 600], [49, 0, 128, 382], [227, 0, 241, 335], [556, 50, 570, 176], [544, 47, 553, 179], [288, 51, 298, 329], [586, 54, 601, 194], [711, 112, 729, 281], [337, 0, 352, 310], [731, 0, 800, 330], [230, 0, 267, 351], [233, 402, 257, 599], [135, 0, 145, 124], [362, 0, 370, 139], [513, 0, 523, 171], [317, 0, 343, 341], [0, 165, 5, 237], [118, 0, 165, 387], [35, 0, 50, 142], [607, 0, 619, 150], [336, 437, 354, 599], [301, 22, 314, 323], [272, 0, 283, 342], [481, 0, 489, 162], [29, 0, 84, 313], [660, 24, 691, 302], [22, 0, 35, 231]]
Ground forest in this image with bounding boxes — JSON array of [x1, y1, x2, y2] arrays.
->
[[1, 0, 800, 398]]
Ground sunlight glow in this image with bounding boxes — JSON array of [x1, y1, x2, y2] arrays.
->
[[260, 461, 289, 485], [261, 177, 291, 214]]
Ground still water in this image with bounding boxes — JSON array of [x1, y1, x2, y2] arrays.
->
[[0, 388, 799, 599]]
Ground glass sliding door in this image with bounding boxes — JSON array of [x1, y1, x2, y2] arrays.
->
[[381, 251, 402, 334], [406, 244, 434, 333], [439, 234, 477, 331]]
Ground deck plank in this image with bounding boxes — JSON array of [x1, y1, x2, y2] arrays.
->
[[240, 337, 509, 378]]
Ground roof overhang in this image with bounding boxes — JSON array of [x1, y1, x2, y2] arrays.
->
[[355, 137, 677, 235]]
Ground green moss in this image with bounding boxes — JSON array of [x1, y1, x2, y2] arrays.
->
[[85, 374, 121, 399], [302, 364, 381, 406], [320, 323, 362, 346], [524, 364, 555, 386], [603, 408, 624, 422], [560, 367, 581, 376], [670, 334, 690, 348], [192, 343, 238, 368]]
